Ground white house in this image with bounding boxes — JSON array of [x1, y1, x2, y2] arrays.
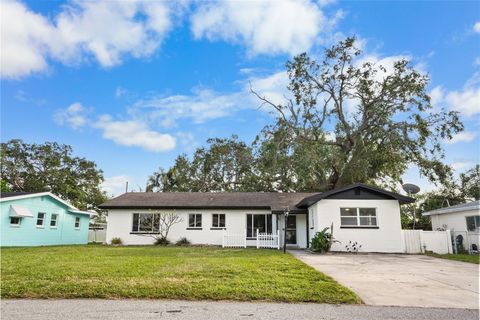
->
[[422, 200, 480, 232], [100, 183, 414, 253], [422, 200, 480, 252]]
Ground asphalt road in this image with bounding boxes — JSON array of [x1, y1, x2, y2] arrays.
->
[[1, 300, 478, 320]]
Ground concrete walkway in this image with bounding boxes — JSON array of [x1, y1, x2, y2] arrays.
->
[[292, 251, 479, 309], [1, 300, 478, 320]]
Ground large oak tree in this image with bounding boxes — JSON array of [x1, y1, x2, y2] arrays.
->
[[1, 139, 106, 211], [252, 37, 463, 191]]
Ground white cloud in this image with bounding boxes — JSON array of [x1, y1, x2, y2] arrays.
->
[[451, 161, 475, 171], [128, 70, 289, 127], [102, 175, 130, 196], [444, 131, 476, 144], [473, 22, 480, 34], [55, 102, 176, 152], [191, 0, 338, 56], [93, 115, 176, 152], [430, 77, 480, 117], [1, 0, 173, 78], [53, 102, 90, 130], [0, 0, 56, 78]]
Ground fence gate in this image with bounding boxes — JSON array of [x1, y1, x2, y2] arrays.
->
[[403, 230, 423, 253], [402, 229, 453, 254]]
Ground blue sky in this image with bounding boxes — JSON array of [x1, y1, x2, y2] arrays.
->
[[1, 0, 479, 196]]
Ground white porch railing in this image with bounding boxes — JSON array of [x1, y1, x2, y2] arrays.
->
[[256, 229, 280, 249], [222, 229, 247, 248]]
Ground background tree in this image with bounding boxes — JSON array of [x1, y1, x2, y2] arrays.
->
[[147, 135, 257, 192], [252, 37, 463, 191], [401, 164, 479, 229], [1, 139, 107, 211]]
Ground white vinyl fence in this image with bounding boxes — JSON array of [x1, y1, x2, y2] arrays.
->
[[402, 229, 453, 254], [222, 229, 247, 248], [256, 229, 280, 249], [88, 228, 106, 243]]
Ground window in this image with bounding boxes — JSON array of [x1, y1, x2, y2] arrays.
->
[[10, 217, 21, 226], [50, 214, 58, 228], [132, 213, 160, 233], [340, 208, 377, 227], [36, 212, 45, 227], [466, 216, 480, 231], [74, 217, 81, 229], [212, 214, 226, 228], [188, 214, 202, 228], [246, 214, 272, 238]]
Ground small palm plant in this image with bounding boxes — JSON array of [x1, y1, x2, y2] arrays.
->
[[310, 227, 335, 253]]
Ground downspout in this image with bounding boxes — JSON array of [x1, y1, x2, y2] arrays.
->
[[306, 213, 309, 249]]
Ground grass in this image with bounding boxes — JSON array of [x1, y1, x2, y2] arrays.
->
[[1, 245, 360, 303], [427, 253, 480, 264]]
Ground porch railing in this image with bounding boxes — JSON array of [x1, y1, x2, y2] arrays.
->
[[256, 229, 280, 249], [222, 229, 247, 248]]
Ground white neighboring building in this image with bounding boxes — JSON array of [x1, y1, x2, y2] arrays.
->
[[100, 183, 414, 253], [422, 200, 480, 233], [422, 201, 480, 252]]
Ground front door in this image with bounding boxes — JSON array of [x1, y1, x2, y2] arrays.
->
[[286, 215, 297, 244]]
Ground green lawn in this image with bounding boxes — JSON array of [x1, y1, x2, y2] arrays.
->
[[1, 246, 360, 303], [428, 253, 480, 264]]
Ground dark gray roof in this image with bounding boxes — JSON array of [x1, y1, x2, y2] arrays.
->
[[1, 192, 40, 199], [296, 183, 415, 208], [99, 192, 317, 213]]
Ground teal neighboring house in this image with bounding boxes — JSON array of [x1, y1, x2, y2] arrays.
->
[[1, 192, 92, 247]]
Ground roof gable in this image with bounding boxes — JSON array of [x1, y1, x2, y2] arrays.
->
[[296, 183, 414, 208]]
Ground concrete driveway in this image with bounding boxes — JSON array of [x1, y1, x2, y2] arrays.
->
[[292, 251, 479, 309]]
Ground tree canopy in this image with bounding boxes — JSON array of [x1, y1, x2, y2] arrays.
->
[[252, 37, 462, 191], [1, 139, 107, 211], [149, 37, 464, 193]]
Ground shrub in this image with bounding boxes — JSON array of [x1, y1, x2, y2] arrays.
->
[[110, 237, 122, 245], [310, 227, 334, 253], [175, 237, 191, 246], [154, 237, 171, 246]]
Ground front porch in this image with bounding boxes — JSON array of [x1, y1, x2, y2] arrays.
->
[[222, 212, 309, 249]]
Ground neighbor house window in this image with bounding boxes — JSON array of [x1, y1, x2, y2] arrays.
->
[[132, 213, 160, 233], [246, 214, 272, 238], [212, 214, 225, 228], [74, 217, 81, 229], [36, 212, 46, 227], [10, 217, 21, 226], [466, 216, 480, 231], [50, 214, 58, 228], [188, 214, 202, 228], [340, 208, 377, 227]]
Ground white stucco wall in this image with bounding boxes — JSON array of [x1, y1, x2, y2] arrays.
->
[[106, 209, 277, 246], [430, 210, 479, 232], [310, 199, 404, 253]]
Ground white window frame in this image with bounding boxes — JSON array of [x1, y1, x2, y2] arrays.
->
[[10, 216, 21, 227], [340, 207, 378, 227], [212, 214, 226, 228], [188, 213, 202, 229], [36, 212, 46, 228], [74, 216, 81, 229], [50, 214, 58, 228]]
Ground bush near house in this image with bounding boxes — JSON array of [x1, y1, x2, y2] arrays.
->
[[1, 246, 360, 303]]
